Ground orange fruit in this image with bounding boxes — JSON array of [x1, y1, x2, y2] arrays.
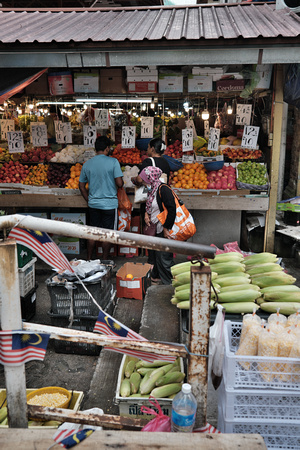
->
[[126, 274, 134, 279]]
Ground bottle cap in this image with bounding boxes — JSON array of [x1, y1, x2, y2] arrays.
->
[[182, 383, 191, 394]]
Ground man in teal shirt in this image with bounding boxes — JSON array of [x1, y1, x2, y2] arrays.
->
[[79, 136, 123, 260]]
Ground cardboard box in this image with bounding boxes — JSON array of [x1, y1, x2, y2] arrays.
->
[[100, 68, 126, 94], [48, 71, 74, 96], [74, 72, 99, 93], [188, 75, 213, 93], [216, 79, 245, 92], [116, 262, 151, 300], [256, 64, 273, 89], [126, 67, 158, 77], [159, 73, 183, 93], [25, 73, 49, 95], [51, 212, 86, 255], [127, 81, 158, 93]]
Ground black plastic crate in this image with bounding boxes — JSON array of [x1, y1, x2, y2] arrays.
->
[[284, 211, 300, 226], [21, 283, 38, 322], [48, 310, 101, 356]]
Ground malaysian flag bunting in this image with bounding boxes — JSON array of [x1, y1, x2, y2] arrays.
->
[[0, 330, 50, 366], [193, 423, 221, 433], [8, 227, 74, 273], [93, 310, 176, 363], [53, 428, 95, 449]]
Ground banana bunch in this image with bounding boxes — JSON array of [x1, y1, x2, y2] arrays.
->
[[119, 357, 185, 399]]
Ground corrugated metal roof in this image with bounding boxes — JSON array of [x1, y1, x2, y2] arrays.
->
[[0, 4, 299, 44]]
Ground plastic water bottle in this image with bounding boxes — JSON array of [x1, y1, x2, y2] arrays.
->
[[171, 383, 197, 433]]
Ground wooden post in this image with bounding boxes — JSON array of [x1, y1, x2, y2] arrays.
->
[[188, 265, 211, 428], [264, 64, 284, 252], [0, 239, 28, 428]]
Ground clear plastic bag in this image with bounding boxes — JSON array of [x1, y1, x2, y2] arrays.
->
[[209, 304, 225, 389], [140, 397, 171, 432]]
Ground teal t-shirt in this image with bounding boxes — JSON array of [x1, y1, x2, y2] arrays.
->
[[79, 154, 123, 210]]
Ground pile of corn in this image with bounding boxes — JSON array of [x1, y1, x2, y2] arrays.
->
[[27, 392, 68, 407], [120, 357, 185, 398]]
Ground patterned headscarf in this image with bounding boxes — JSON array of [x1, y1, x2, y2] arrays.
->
[[139, 166, 163, 215]]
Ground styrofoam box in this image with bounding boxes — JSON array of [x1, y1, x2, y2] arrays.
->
[[224, 321, 300, 390], [188, 75, 213, 93], [74, 72, 99, 93], [159, 74, 183, 93], [115, 354, 184, 419], [127, 75, 158, 82], [218, 379, 300, 422], [256, 64, 273, 89], [18, 257, 37, 297], [217, 404, 300, 450]]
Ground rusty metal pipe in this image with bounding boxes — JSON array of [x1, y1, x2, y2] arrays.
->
[[0, 214, 216, 258]]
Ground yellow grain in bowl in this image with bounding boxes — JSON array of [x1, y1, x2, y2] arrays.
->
[[27, 386, 71, 409]]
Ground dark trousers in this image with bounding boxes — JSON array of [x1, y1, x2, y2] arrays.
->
[[151, 231, 174, 285]]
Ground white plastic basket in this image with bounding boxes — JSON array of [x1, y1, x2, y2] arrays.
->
[[218, 404, 300, 450], [18, 257, 37, 297], [218, 380, 300, 422], [223, 321, 300, 390]]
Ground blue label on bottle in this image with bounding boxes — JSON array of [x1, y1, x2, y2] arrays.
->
[[171, 410, 196, 427]]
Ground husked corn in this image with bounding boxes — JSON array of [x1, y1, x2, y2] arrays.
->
[[289, 340, 300, 383], [257, 328, 278, 382], [27, 392, 68, 407], [235, 322, 261, 370], [277, 329, 295, 381]]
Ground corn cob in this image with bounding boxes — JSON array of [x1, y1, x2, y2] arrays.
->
[[125, 360, 137, 378], [261, 285, 300, 294], [244, 252, 278, 266], [129, 394, 150, 398], [174, 289, 190, 301], [217, 290, 260, 303], [43, 421, 62, 427], [120, 378, 131, 397], [221, 302, 260, 314], [156, 371, 185, 386], [136, 360, 172, 369], [250, 272, 296, 288], [215, 276, 251, 288], [1, 417, 8, 426], [175, 283, 190, 293], [171, 296, 181, 305], [176, 301, 190, 310], [260, 302, 300, 315], [149, 363, 174, 378], [208, 252, 244, 264], [140, 367, 166, 394], [150, 383, 182, 399], [139, 369, 154, 392], [256, 297, 265, 305], [209, 261, 245, 275], [245, 263, 283, 275], [263, 291, 300, 302], [0, 407, 7, 423], [130, 372, 141, 394], [220, 284, 261, 293], [171, 261, 207, 277], [137, 367, 154, 376], [215, 272, 250, 281], [172, 271, 190, 287]]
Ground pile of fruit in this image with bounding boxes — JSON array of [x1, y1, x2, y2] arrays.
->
[[237, 161, 268, 186], [20, 146, 54, 163], [0, 161, 30, 183], [112, 144, 142, 165], [164, 140, 183, 159], [23, 164, 49, 186], [194, 147, 223, 158], [65, 163, 83, 189], [119, 357, 185, 399], [223, 147, 263, 161], [206, 165, 237, 190], [171, 163, 209, 189], [47, 163, 72, 188]]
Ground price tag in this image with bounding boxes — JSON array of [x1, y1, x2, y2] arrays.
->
[[162, 125, 166, 142], [141, 117, 154, 139], [30, 123, 48, 147], [121, 126, 136, 149], [204, 120, 210, 140], [236, 104, 252, 126], [182, 154, 194, 164], [241, 125, 260, 149], [83, 125, 97, 147], [55, 122, 72, 144], [7, 131, 24, 153], [111, 117, 115, 142], [207, 128, 220, 151], [182, 128, 193, 152], [1, 119, 15, 140], [95, 109, 109, 129], [185, 119, 196, 138]]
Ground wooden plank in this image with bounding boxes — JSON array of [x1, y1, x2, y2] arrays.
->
[[264, 64, 284, 252], [0, 429, 267, 449]]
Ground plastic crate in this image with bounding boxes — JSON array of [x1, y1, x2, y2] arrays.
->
[[21, 283, 38, 322], [46, 267, 113, 316], [48, 310, 101, 356], [17, 244, 33, 268], [223, 321, 300, 390], [217, 404, 300, 449], [218, 380, 300, 422], [18, 257, 37, 297]]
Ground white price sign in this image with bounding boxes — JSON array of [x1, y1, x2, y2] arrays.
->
[[185, 119, 196, 138], [141, 117, 154, 139], [207, 128, 220, 151], [110, 117, 115, 142], [30, 123, 48, 147], [1, 119, 15, 140], [55, 122, 72, 144], [182, 154, 194, 164], [95, 109, 109, 129], [182, 128, 193, 152], [83, 125, 97, 147], [121, 126, 136, 149], [236, 104, 252, 126], [162, 125, 166, 142], [7, 131, 24, 153], [204, 120, 210, 140], [242, 125, 260, 149]]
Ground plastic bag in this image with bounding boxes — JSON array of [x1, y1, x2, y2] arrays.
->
[[134, 185, 148, 203], [140, 397, 171, 432], [209, 304, 225, 390], [118, 187, 132, 211], [118, 208, 131, 232]]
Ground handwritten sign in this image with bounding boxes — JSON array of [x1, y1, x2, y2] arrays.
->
[[95, 109, 109, 129], [207, 128, 220, 151], [236, 104, 252, 126], [185, 119, 196, 138], [83, 125, 97, 147], [182, 154, 194, 164], [182, 128, 193, 152], [242, 125, 260, 149], [55, 122, 72, 144], [121, 126, 136, 149], [162, 125, 166, 142], [7, 131, 24, 153], [141, 117, 154, 139], [30, 123, 48, 147], [1, 119, 15, 140], [204, 120, 210, 140], [111, 117, 115, 142]]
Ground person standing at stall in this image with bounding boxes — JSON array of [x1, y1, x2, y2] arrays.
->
[[79, 136, 124, 261], [139, 166, 176, 285]]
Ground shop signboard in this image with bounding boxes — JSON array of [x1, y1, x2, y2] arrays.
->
[[241, 125, 260, 149], [207, 128, 220, 151], [55, 122, 72, 144], [121, 126, 136, 149], [95, 109, 109, 129], [0, 119, 15, 140], [30, 123, 48, 147], [7, 131, 24, 153], [182, 128, 193, 152], [83, 125, 97, 147], [140, 117, 153, 139], [216, 79, 245, 92], [236, 104, 252, 126]]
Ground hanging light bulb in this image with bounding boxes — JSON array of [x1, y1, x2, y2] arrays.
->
[[150, 102, 155, 109], [227, 105, 233, 115], [202, 109, 209, 120]]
